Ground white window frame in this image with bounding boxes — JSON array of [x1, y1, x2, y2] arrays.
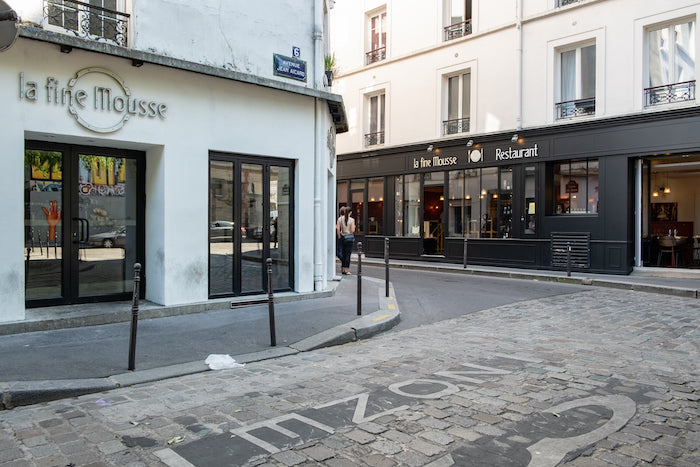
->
[[555, 41, 596, 120], [443, 0, 472, 42], [442, 71, 471, 135], [643, 17, 696, 107], [547, 29, 604, 124], [437, 61, 476, 137], [363, 90, 387, 147], [365, 7, 388, 65]]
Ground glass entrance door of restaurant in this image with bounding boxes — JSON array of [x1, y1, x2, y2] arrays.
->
[[24, 142, 145, 307], [422, 172, 445, 255], [209, 155, 293, 297]]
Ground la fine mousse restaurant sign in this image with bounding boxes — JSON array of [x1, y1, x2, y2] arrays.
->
[[18, 67, 167, 133]]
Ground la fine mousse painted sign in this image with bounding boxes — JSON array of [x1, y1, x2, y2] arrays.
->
[[19, 67, 167, 133]]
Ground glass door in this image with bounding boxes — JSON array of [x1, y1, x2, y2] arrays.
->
[[423, 172, 445, 255], [24, 143, 144, 306], [209, 155, 294, 297]]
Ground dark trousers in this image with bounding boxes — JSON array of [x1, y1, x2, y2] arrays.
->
[[341, 236, 354, 268], [336, 236, 343, 261]]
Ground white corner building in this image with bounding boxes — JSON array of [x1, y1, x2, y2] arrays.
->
[[331, 0, 700, 275], [0, 0, 346, 322]]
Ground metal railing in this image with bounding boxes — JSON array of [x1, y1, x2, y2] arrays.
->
[[442, 117, 470, 135], [555, 97, 596, 120], [365, 46, 386, 65], [44, 0, 130, 46], [556, 0, 580, 7], [444, 19, 472, 41], [644, 80, 696, 107], [364, 131, 385, 147]]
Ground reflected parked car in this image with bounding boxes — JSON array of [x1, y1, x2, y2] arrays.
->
[[87, 226, 126, 248], [210, 220, 245, 242]]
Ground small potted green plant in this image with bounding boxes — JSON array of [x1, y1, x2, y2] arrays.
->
[[324, 53, 336, 86]]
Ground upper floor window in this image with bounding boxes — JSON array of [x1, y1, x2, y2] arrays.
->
[[44, 0, 129, 46], [444, 0, 472, 41], [365, 93, 386, 147], [366, 9, 387, 65], [443, 72, 471, 135], [556, 43, 596, 120], [645, 19, 696, 107]]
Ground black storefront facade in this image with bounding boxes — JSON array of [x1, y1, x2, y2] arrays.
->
[[337, 107, 700, 274]]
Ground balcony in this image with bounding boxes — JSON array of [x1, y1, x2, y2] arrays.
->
[[364, 131, 385, 147], [442, 117, 470, 135], [444, 20, 472, 42], [644, 81, 696, 107], [555, 97, 595, 120], [556, 0, 580, 6], [44, 0, 130, 47], [365, 47, 386, 65]]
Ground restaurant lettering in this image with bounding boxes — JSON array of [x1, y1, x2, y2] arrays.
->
[[19, 67, 167, 133], [413, 155, 458, 169], [495, 144, 539, 161]]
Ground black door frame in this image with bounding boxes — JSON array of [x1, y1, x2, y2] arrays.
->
[[25, 140, 146, 308], [208, 152, 295, 297]]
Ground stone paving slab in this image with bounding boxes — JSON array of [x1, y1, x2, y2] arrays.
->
[[1, 288, 699, 466]]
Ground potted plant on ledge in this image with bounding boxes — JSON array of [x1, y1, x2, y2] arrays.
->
[[324, 53, 336, 86]]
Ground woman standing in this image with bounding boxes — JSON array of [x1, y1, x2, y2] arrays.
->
[[336, 207, 355, 275]]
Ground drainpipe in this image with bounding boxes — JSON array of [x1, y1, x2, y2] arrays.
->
[[313, 0, 325, 291], [515, 0, 523, 130]]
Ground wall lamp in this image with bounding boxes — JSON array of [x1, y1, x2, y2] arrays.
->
[[132, 59, 144, 67], [60, 45, 72, 54], [427, 144, 434, 152], [511, 134, 519, 143], [466, 139, 474, 147]]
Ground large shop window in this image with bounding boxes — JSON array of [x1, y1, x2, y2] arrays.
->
[[553, 159, 599, 214], [209, 155, 293, 297], [368, 177, 384, 234], [447, 167, 514, 238], [646, 18, 695, 106]]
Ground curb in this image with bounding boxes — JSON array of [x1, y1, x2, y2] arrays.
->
[[358, 258, 700, 299], [0, 279, 400, 410]]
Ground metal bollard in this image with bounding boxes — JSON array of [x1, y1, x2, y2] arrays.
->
[[384, 237, 390, 298], [357, 241, 362, 316], [128, 263, 141, 371], [267, 258, 277, 346], [566, 242, 572, 277], [463, 237, 468, 269]]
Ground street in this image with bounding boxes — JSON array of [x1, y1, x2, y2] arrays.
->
[[1, 269, 699, 466]]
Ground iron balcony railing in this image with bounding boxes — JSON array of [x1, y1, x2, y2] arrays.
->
[[44, 0, 129, 46], [365, 47, 386, 65], [555, 97, 596, 119], [442, 117, 470, 135], [364, 131, 385, 147], [444, 19, 472, 41], [557, 0, 580, 7], [644, 80, 696, 107]]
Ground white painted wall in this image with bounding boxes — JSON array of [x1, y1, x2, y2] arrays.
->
[[0, 33, 331, 321], [331, 0, 700, 155]]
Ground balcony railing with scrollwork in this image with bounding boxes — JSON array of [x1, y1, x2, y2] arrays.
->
[[364, 131, 385, 147], [44, 0, 129, 47], [444, 20, 472, 41], [442, 117, 470, 135], [555, 97, 596, 120], [556, 0, 580, 6], [644, 80, 696, 107], [365, 47, 386, 65]]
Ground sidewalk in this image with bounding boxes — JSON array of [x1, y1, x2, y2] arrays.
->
[[2, 260, 698, 409], [0, 275, 400, 409]]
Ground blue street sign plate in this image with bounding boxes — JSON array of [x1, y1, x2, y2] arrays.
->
[[273, 54, 307, 82]]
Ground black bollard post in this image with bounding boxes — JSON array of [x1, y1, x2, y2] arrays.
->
[[128, 263, 141, 371], [267, 258, 277, 346], [566, 242, 572, 277], [384, 237, 390, 298], [357, 241, 362, 316], [463, 237, 468, 269]]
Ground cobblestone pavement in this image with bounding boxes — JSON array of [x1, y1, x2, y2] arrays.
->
[[1, 288, 699, 466]]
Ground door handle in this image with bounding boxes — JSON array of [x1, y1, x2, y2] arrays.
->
[[73, 218, 90, 244]]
